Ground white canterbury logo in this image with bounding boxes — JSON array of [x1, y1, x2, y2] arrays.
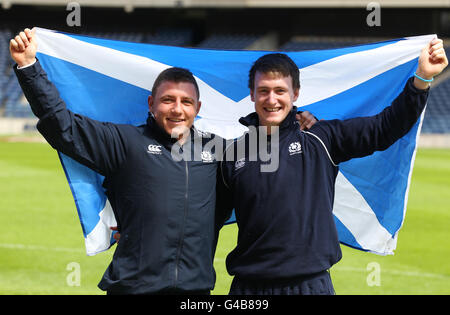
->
[[201, 151, 214, 163], [147, 144, 162, 155]]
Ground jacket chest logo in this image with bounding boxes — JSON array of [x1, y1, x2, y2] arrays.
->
[[288, 142, 302, 155], [147, 144, 162, 155], [201, 151, 214, 163], [235, 158, 245, 170]]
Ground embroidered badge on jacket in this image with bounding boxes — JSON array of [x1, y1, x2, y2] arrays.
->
[[288, 142, 302, 155]]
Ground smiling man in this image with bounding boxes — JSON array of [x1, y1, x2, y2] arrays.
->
[[219, 46, 448, 295], [148, 69, 201, 143], [251, 54, 300, 133], [10, 28, 221, 295]]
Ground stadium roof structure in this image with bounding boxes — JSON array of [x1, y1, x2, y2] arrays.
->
[[1, 0, 450, 10]]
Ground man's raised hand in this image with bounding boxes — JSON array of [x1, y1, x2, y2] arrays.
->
[[414, 37, 448, 89], [10, 28, 37, 68]]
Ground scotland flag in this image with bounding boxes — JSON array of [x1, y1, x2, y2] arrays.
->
[[33, 27, 434, 256]]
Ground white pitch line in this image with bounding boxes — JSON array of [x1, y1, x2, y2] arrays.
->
[[333, 265, 450, 280], [4, 244, 448, 281], [0, 243, 84, 253], [214, 258, 449, 280]]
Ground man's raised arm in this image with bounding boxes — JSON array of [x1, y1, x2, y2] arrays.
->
[[10, 28, 128, 176], [308, 38, 448, 165]]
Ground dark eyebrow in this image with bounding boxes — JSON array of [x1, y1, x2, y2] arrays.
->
[[182, 96, 195, 102], [159, 94, 196, 104], [159, 94, 175, 100], [256, 86, 286, 91]]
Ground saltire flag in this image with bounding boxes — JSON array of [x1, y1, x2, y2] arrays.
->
[[32, 27, 434, 256]]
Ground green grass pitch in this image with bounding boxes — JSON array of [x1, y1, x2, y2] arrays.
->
[[0, 137, 449, 294]]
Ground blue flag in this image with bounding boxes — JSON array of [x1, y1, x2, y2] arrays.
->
[[34, 27, 434, 256]]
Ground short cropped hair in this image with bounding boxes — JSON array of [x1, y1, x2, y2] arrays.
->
[[248, 53, 300, 91], [152, 67, 200, 100]]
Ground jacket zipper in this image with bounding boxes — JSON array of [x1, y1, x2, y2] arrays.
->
[[174, 159, 189, 288]]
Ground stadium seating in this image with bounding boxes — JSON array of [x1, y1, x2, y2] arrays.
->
[[1, 28, 35, 118], [197, 33, 260, 50], [1, 28, 34, 118], [280, 36, 379, 51], [84, 31, 145, 43], [85, 28, 193, 46], [145, 28, 193, 46], [421, 75, 450, 134]]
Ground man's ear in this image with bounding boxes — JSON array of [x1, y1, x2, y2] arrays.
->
[[293, 88, 300, 102], [250, 89, 255, 102], [196, 100, 202, 115], [148, 95, 154, 112]]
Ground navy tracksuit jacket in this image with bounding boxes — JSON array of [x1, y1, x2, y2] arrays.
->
[[15, 61, 222, 294], [220, 77, 429, 281]]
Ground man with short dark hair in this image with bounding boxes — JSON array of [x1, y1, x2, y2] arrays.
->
[[219, 41, 448, 295], [11, 28, 221, 295]]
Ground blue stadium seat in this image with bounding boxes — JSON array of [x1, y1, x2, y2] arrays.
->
[[280, 37, 375, 51], [144, 28, 193, 46], [85, 31, 144, 43], [197, 34, 260, 50], [422, 76, 450, 133]]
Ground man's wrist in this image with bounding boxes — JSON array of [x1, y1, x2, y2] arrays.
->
[[413, 71, 433, 90], [17, 58, 37, 69], [414, 69, 433, 80]]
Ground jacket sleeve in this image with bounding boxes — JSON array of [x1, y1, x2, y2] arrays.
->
[[308, 77, 429, 165], [215, 137, 235, 232], [14, 60, 127, 176], [216, 161, 234, 226]]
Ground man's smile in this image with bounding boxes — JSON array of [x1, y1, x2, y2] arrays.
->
[[264, 107, 282, 112], [167, 118, 185, 123]]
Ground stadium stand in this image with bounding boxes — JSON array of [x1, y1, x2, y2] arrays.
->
[[421, 46, 450, 133], [82, 28, 193, 46], [84, 31, 145, 43], [1, 28, 34, 118], [422, 73, 450, 133], [197, 33, 261, 50], [279, 36, 384, 51], [144, 28, 193, 46]]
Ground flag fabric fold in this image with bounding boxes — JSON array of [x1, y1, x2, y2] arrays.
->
[[33, 27, 433, 256]]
